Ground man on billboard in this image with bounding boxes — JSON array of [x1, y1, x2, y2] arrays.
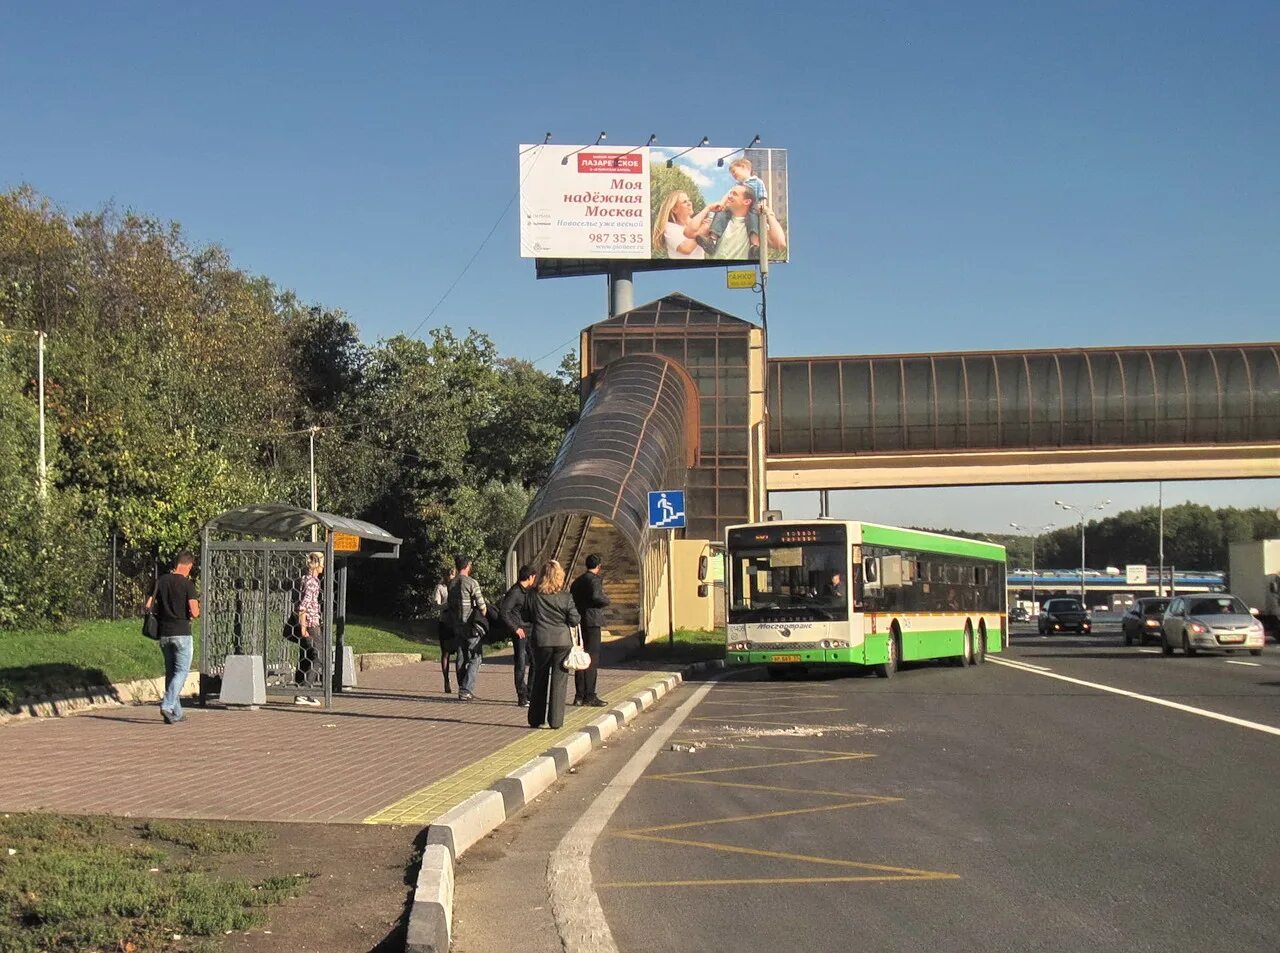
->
[[706, 185, 787, 261]]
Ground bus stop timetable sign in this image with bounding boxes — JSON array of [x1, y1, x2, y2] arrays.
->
[[648, 490, 686, 529]]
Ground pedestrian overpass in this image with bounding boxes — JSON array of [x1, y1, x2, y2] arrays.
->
[[510, 294, 1279, 637]]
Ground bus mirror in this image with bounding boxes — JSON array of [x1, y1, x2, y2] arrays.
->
[[862, 556, 881, 590], [698, 584, 709, 598], [697, 555, 709, 581]]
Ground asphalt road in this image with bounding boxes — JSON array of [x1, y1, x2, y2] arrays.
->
[[455, 630, 1280, 953]]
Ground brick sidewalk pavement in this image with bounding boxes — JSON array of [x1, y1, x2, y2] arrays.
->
[[0, 650, 672, 825]]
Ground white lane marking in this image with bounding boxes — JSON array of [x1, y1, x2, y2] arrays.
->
[[989, 657, 1280, 737], [1138, 648, 1160, 654], [997, 657, 1051, 672], [548, 678, 718, 953], [1225, 660, 1262, 667]]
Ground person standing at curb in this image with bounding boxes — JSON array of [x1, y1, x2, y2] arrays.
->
[[528, 559, 580, 730], [144, 551, 200, 724], [448, 555, 487, 702], [500, 564, 537, 707], [570, 554, 610, 707]]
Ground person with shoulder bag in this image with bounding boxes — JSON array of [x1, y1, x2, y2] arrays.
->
[[142, 551, 200, 724], [527, 559, 581, 730], [448, 555, 487, 702]]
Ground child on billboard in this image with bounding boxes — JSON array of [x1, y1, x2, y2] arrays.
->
[[708, 158, 768, 256]]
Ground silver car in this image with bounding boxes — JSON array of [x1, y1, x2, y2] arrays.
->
[[1160, 594, 1265, 657]]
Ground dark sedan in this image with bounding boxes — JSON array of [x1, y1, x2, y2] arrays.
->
[[1121, 597, 1170, 646], [1038, 597, 1091, 634]]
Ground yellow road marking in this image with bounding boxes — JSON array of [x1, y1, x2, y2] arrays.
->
[[362, 671, 675, 825], [611, 833, 958, 879], [622, 797, 901, 834], [599, 874, 960, 888], [601, 682, 960, 890], [689, 715, 848, 728]]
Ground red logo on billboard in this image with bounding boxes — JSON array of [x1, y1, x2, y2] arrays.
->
[[577, 152, 643, 174]]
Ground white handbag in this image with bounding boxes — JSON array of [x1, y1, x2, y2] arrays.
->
[[563, 626, 591, 672]]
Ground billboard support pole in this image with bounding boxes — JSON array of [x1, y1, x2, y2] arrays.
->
[[608, 265, 633, 316]]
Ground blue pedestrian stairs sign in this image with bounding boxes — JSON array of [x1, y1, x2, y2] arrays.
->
[[648, 490, 686, 529]]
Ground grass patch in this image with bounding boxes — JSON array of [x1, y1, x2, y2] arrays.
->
[[143, 820, 269, 855], [0, 615, 434, 708], [633, 628, 726, 664], [342, 614, 440, 660], [0, 813, 309, 953]]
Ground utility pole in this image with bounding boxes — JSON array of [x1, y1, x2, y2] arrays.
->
[[1010, 522, 1055, 612], [309, 426, 320, 541], [1157, 482, 1165, 598], [37, 330, 47, 499]]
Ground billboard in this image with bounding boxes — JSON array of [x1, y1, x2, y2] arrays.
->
[[519, 143, 789, 266]]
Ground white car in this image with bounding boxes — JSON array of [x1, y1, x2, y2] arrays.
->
[[1160, 594, 1265, 657]]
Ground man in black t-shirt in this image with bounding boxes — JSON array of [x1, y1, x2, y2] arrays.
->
[[144, 551, 200, 724]]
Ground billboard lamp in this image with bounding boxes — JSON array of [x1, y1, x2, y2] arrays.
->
[[716, 134, 761, 166], [518, 134, 552, 155], [561, 132, 607, 165], [666, 137, 710, 168], [619, 134, 658, 156]]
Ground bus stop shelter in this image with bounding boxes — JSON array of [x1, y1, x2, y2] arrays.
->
[[199, 503, 401, 709]]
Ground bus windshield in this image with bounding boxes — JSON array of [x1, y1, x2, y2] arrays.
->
[[729, 543, 849, 622]]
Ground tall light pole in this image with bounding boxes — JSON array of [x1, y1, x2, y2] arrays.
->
[[1, 328, 48, 499], [1055, 499, 1111, 603], [1010, 522, 1055, 611]]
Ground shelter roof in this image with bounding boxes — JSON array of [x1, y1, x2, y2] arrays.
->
[[204, 504, 402, 547]]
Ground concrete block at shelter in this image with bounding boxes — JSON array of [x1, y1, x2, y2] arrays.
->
[[340, 645, 357, 689], [219, 655, 265, 707]]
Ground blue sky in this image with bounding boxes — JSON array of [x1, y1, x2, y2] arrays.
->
[[2, 1, 1277, 535]]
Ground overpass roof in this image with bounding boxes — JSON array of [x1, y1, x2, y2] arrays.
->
[[768, 342, 1280, 456]]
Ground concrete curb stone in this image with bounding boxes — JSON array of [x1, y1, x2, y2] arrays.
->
[[405, 661, 706, 952]]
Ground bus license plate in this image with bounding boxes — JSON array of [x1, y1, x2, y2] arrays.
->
[[771, 655, 802, 663]]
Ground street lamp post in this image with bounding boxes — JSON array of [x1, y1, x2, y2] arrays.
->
[[1054, 499, 1111, 603], [1010, 522, 1055, 612]]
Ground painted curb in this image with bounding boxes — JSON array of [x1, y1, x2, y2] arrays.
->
[[491, 755, 559, 815], [423, 790, 506, 863], [404, 663, 703, 953], [405, 844, 453, 953]]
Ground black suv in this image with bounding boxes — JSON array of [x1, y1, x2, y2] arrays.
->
[[1038, 597, 1091, 634]]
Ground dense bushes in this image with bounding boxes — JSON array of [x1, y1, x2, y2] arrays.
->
[[0, 186, 576, 627]]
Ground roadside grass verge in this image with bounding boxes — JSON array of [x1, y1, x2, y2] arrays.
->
[[0, 813, 309, 953], [0, 615, 433, 709], [633, 628, 726, 664]]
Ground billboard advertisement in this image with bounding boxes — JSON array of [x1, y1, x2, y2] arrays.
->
[[519, 143, 789, 265]]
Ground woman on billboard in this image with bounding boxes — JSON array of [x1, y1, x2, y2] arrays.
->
[[651, 190, 709, 260]]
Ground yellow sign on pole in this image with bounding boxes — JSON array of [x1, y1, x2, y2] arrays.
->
[[332, 532, 361, 553], [726, 269, 756, 289]]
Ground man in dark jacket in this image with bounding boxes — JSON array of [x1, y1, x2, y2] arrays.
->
[[500, 565, 537, 707], [569, 554, 611, 707]]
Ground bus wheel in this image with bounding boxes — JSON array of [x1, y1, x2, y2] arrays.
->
[[957, 626, 974, 667], [875, 632, 899, 679], [974, 625, 987, 664]]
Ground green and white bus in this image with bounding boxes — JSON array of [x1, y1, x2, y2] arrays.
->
[[725, 520, 1007, 677]]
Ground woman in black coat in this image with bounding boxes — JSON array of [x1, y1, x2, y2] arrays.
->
[[528, 559, 581, 729]]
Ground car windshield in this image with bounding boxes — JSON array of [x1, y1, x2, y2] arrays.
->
[[1188, 597, 1249, 616], [1049, 600, 1083, 611], [1141, 600, 1169, 615]]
